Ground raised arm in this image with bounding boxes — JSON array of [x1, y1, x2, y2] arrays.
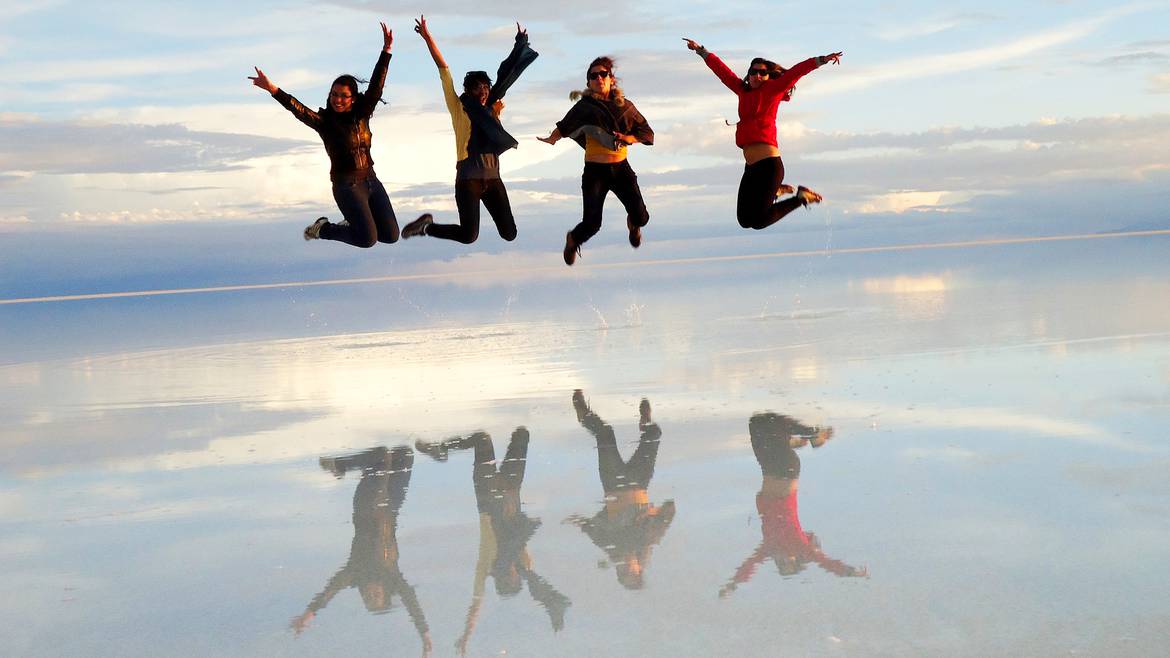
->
[[251, 66, 322, 131], [414, 16, 447, 69], [683, 37, 741, 93], [487, 22, 539, 106], [356, 21, 394, 116], [767, 51, 843, 94]]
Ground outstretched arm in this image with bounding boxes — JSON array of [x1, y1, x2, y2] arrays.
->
[[252, 66, 322, 130], [767, 51, 843, 94], [414, 16, 447, 69], [487, 22, 539, 105], [683, 37, 741, 93]]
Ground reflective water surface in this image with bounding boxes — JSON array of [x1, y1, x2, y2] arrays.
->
[[2, 237, 1169, 656]]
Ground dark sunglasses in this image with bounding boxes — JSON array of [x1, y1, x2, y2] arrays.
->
[[587, 70, 611, 80], [748, 69, 770, 77]]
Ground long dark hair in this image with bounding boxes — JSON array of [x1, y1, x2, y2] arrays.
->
[[325, 74, 387, 110], [741, 58, 787, 91], [569, 56, 626, 106]]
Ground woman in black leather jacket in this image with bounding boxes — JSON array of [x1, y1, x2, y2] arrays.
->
[[249, 21, 400, 248]]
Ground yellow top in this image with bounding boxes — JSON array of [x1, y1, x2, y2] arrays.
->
[[440, 67, 472, 162], [585, 134, 627, 163]]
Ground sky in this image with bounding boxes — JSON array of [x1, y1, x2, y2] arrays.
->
[[1, 0, 1169, 295]]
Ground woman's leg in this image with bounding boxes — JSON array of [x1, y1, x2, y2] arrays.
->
[[324, 181, 379, 248], [481, 178, 517, 242], [609, 160, 649, 247], [736, 158, 784, 230], [426, 179, 483, 244], [367, 178, 399, 244], [570, 163, 610, 246]]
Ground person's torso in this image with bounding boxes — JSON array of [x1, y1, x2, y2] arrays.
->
[[319, 111, 374, 179]]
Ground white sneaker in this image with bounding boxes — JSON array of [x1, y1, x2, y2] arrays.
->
[[304, 217, 329, 240]]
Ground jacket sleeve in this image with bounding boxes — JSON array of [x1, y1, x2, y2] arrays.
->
[[487, 31, 539, 105], [703, 52, 744, 94], [624, 101, 655, 146], [764, 57, 820, 98], [272, 89, 323, 131], [357, 49, 392, 117], [555, 101, 593, 148]]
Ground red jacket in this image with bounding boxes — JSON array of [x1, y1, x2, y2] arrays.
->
[[703, 53, 820, 149]]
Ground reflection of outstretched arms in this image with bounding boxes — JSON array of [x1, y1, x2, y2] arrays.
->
[[522, 567, 571, 631], [395, 577, 433, 654], [291, 566, 352, 634], [456, 515, 493, 656], [719, 542, 770, 598]]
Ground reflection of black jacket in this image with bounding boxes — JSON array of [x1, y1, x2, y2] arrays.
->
[[273, 49, 391, 183], [555, 95, 654, 149], [460, 31, 539, 157]]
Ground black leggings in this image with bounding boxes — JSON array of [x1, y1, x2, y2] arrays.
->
[[570, 160, 649, 246], [427, 177, 517, 244], [736, 156, 805, 230], [322, 176, 399, 248]]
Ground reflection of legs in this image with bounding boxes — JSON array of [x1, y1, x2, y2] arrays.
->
[[481, 178, 517, 242], [624, 432, 660, 489], [498, 427, 530, 491], [385, 447, 415, 514], [427, 179, 483, 244]]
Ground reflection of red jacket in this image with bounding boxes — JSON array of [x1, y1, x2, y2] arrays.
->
[[730, 490, 860, 584], [703, 53, 820, 148]]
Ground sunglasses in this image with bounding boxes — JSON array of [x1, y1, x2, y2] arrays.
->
[[587, 70, 611, 81], [748, 69, 770, 78]]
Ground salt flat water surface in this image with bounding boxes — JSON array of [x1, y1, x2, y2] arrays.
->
[[2, 234, 1169, 656]]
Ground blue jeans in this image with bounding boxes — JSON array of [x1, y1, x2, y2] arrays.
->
[[323, 176, 399, 248]]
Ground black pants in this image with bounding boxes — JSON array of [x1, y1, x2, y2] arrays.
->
[[322, 176, 399, 248], [576, 406, 661, 492], [736, 156, 805, 230], [427, 177, 517, 244], [570, 160, 649, 246]]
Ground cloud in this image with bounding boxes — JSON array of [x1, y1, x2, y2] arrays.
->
[[1151, 73, 1170, 93], [809, 5, 1148, 97], [875, 12, 998, 42], [0, 117, 314, 175]]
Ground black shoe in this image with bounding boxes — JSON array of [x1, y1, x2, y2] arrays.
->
[[402, 213, 432, 239], [414, 439, 449, 462], [627, 216, 642, 248], [563, 232, 580, 266]]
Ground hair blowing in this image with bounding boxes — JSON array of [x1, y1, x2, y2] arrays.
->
[[569, 56, 625, 106], [741, 57, 787, 91]]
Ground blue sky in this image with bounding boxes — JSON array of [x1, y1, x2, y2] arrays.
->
[[1, 0, 1169, 294]]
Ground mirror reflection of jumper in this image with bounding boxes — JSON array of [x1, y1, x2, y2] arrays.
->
[[415, 427, 570, 655], [292, 447, 432, 655], [719, 413, 866, 598], [566, 389, 676, 590]]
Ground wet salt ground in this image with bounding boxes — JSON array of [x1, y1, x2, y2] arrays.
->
[[2, 236, 1169, 656]]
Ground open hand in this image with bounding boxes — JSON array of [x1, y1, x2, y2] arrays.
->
[[823, 51, 843, 65], [381, 21, 393, 51]]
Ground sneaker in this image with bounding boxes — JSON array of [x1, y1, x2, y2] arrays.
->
[[401, 213, 432, 239], [626, 216, 642, 248], [304, 217, 329, 241], [414, 439, 449, 462], [776, 184, 795, 196], [563, 232, 580, 266], [795, 186, 823, 207]]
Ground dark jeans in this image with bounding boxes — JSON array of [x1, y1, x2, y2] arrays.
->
[[323, 176, 399, 248], [737, 156, 805, 230], [576, 407, 661, 492], [570, 160, 649, 246], [427, 177, 517, 244]]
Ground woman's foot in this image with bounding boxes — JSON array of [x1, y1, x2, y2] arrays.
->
[[563, 232, 580, 266], [304, 217, 328, 241], [401, 213, 432, 239], [776, 184, 795, 196], [627, 216, 642, 248], [796, 186, 823, 207]]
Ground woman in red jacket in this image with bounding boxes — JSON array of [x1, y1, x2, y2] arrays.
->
[[684, 38, 841, 230]]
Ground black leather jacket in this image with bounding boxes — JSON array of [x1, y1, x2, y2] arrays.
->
[[272, 50, 391, 184]]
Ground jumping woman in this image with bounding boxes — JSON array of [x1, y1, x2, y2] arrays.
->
[[683, 38, 841, 231], [401, 16, 538, 244], [538, 57, 654, 266], [249, 22, 399, 248]]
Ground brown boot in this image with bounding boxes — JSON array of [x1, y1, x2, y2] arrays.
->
[[563, 232, 580, 266]]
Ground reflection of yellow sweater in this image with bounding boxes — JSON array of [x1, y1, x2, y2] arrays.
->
[[473, 513, 532, 595]]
